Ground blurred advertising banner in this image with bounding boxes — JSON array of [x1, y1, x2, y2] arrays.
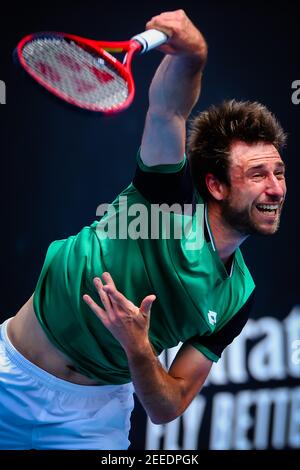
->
[[145, 307, 300, 450]]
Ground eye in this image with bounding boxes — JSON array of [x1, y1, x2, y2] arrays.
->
[[275, 171, 285, 180], [252, 173, 264, 180]]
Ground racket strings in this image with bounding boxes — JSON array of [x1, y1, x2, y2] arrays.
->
[[21, 37, 129, 111]]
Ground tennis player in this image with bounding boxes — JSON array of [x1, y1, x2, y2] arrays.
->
[[0, 9, 286, 449]]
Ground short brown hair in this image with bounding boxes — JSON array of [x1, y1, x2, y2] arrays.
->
[[187, 99, 287, 201]]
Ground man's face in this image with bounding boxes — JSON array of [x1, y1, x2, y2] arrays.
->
[[221, 140, 286, 236]]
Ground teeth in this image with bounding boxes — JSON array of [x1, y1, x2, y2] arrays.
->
[[256, 204, 279, 210]]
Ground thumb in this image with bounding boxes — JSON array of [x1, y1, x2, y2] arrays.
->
[[140, 295, 156, 314]]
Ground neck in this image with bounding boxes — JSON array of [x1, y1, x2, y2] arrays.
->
[[207, 201, 248, 264]]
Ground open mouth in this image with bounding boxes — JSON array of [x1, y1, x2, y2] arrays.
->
[[255, 203, 279, 217]]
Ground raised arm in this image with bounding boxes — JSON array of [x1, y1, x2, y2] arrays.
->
[[140, 10, 207, 167]]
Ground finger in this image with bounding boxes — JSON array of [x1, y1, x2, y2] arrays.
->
[[102, 272, 116, 289], [146, 15, 184, 35], [102, 285, 137, 313], [93, 277, 114, 316], [145, 19, 175, 38], [146, 10, 185, 26], [140, 295, 156, 315], [82, 294, 110, 327]]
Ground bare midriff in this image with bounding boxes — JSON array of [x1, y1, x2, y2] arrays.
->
[[7, 295, 102, 385]]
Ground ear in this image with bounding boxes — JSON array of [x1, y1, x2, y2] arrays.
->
[[205, 173, 229, 201]]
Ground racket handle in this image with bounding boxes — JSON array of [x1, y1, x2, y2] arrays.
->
[[131, 29, 168, 53]]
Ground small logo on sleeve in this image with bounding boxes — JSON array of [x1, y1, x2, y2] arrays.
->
[[208, 310, 217, 325]]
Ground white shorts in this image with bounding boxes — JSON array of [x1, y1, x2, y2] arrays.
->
[[0, 318, 134, 450]]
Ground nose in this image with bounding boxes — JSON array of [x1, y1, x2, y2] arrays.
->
[[265, 174, 286, 199]]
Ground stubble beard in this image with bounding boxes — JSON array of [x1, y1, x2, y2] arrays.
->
[[221, 198, 282, 236]]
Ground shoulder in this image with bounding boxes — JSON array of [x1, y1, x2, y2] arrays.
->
[[133, 149, 195, 206]]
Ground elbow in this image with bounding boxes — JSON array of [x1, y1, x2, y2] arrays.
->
[[149, 409, 183, 425], [149, 416, 174, 425], [148, 390, 191, 425]]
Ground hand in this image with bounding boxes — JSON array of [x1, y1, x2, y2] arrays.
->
[[146, 9, 207, 63], [83, 272, 156, 354]]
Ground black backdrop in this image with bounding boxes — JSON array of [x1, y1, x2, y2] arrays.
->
[[0, 0, 299, 450]]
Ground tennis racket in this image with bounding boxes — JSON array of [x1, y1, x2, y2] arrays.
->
[[16, 29, 168, 114]]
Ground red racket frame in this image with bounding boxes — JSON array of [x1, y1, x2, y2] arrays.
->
[[17, 32, 143, 114]]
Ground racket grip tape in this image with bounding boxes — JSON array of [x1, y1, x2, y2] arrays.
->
[[131, 29, 168, 53]]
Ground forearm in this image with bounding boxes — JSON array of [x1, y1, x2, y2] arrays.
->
[[126, 342, 184, 424], [141, 54, 205, 166], [148, 52, 205, 120]]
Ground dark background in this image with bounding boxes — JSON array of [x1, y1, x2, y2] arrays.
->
[[0, 0, 299, 450]]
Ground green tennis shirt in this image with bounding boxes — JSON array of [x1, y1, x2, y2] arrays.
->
[[33, 153, 255, 384]]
